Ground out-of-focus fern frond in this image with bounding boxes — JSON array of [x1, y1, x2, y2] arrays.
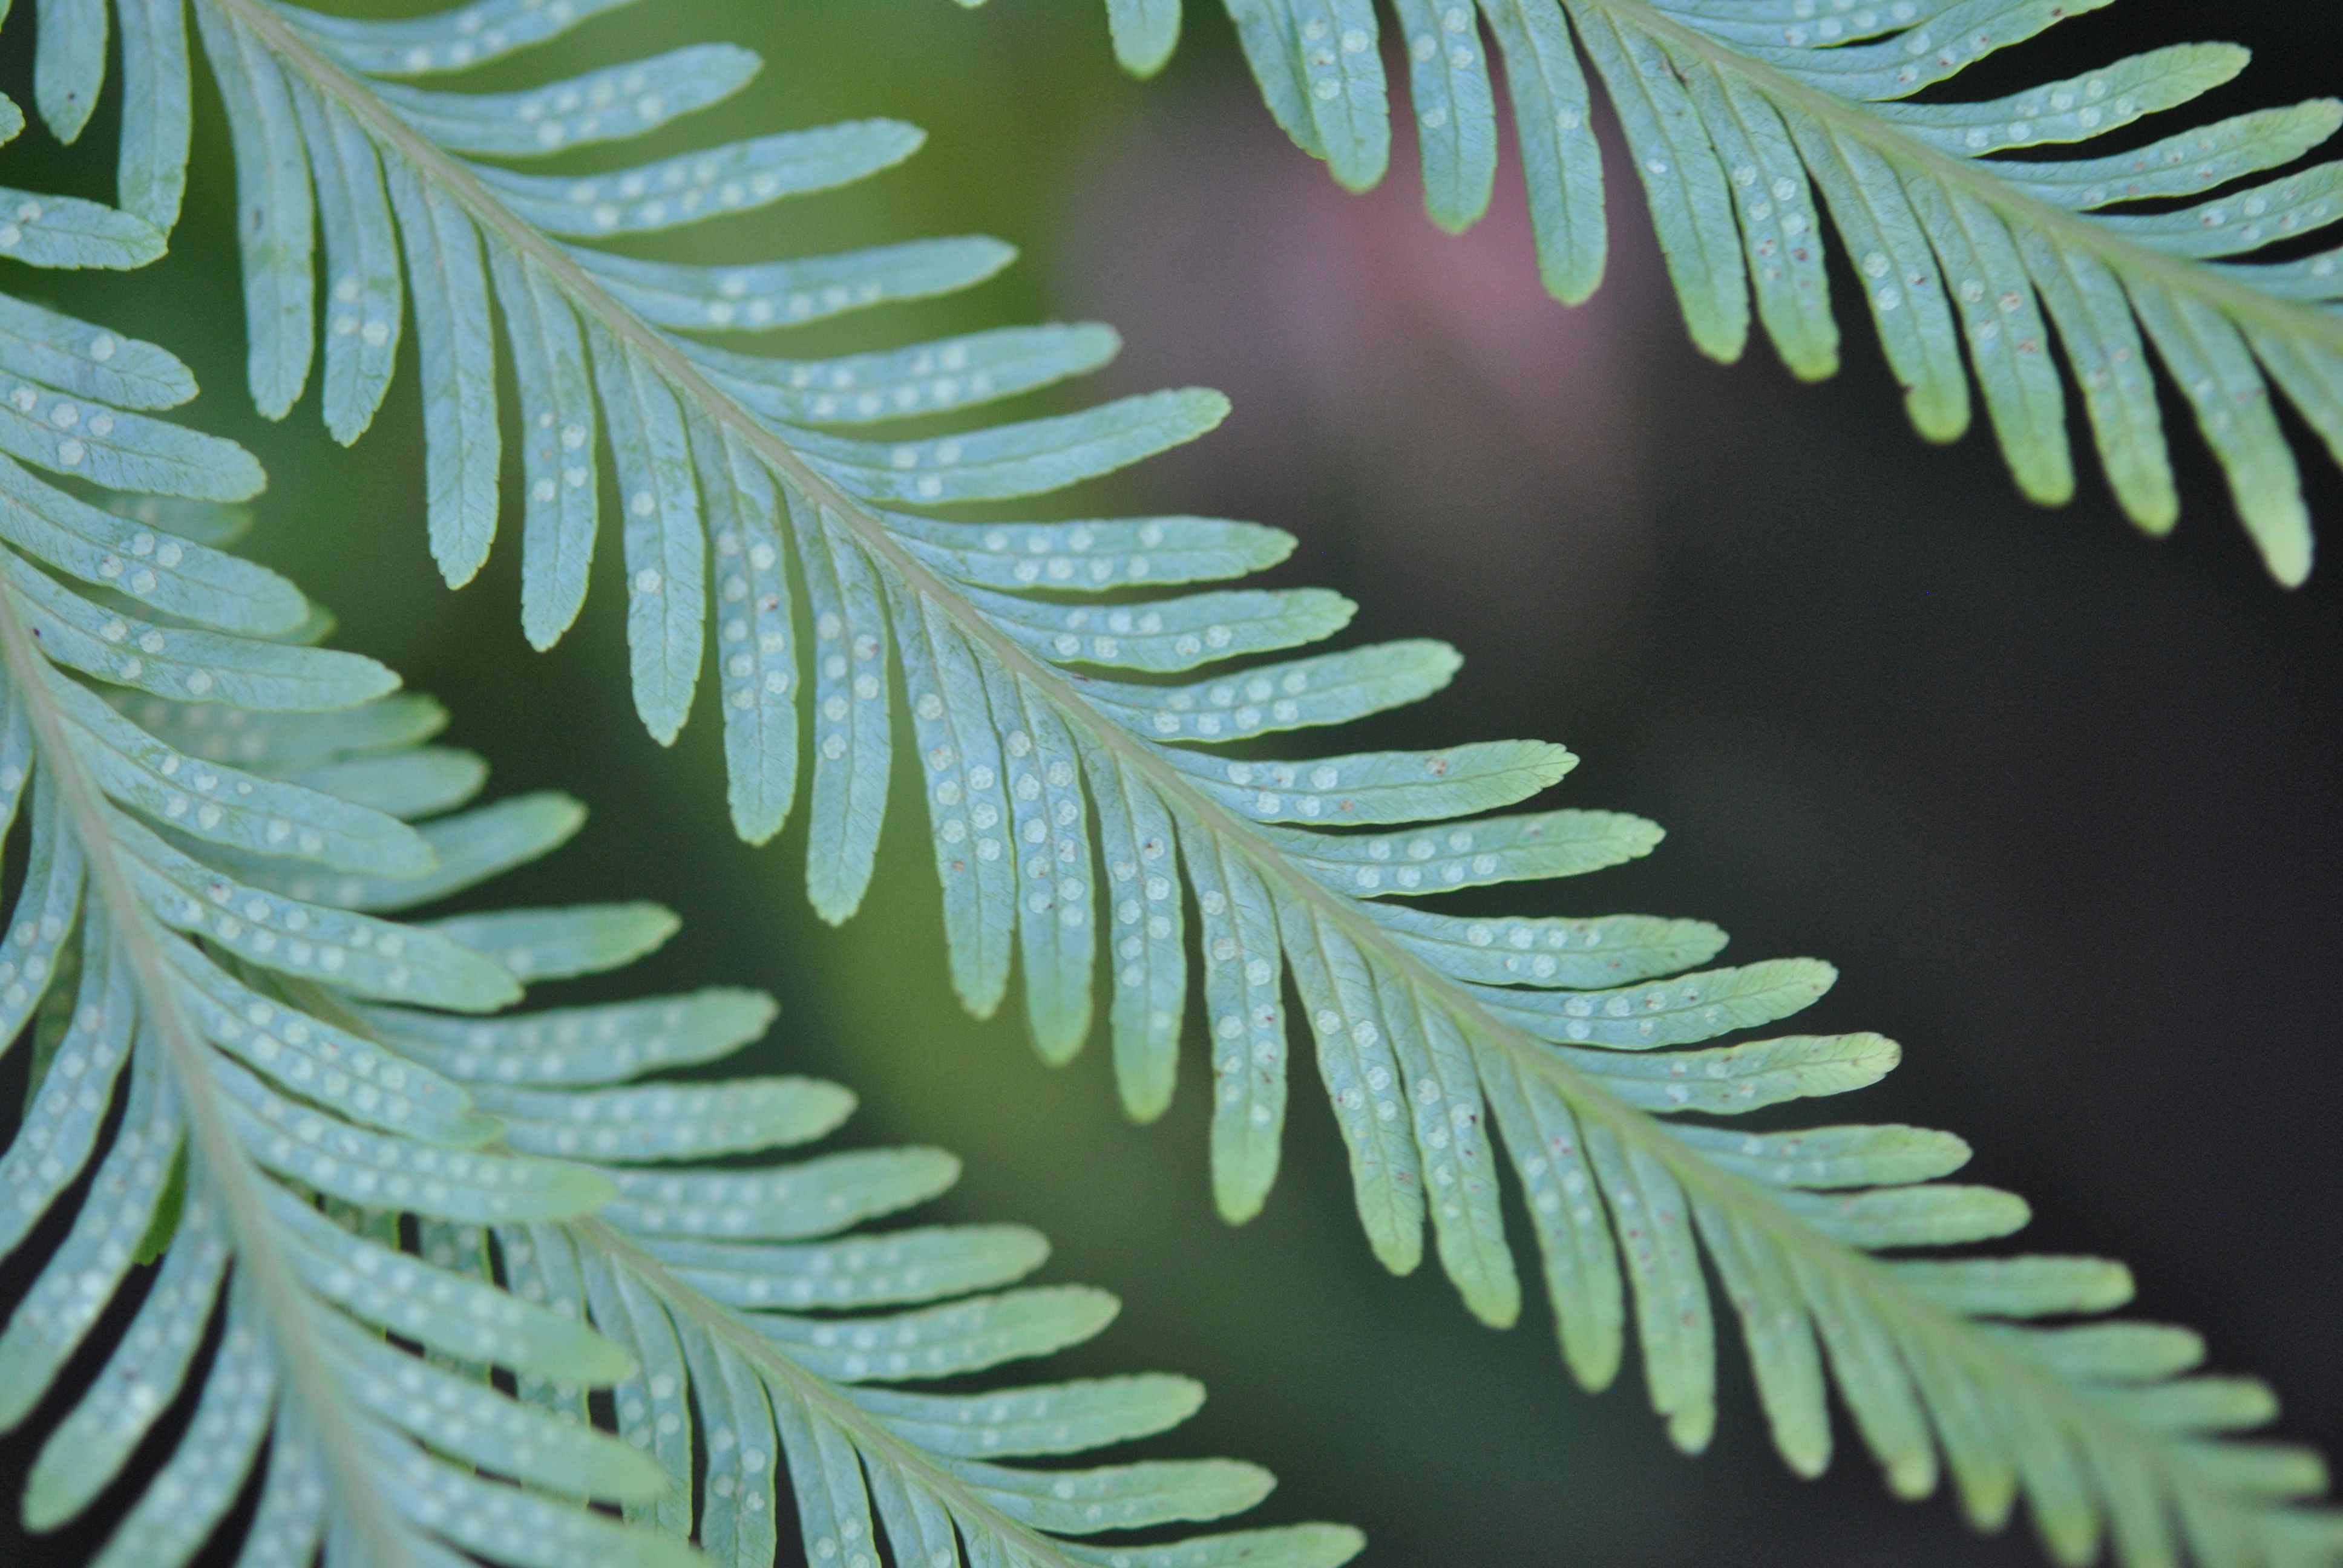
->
[[1058, 0, 2343, 583], [33, 4, 2339, 1563], [0, 279, 1355, 1568]]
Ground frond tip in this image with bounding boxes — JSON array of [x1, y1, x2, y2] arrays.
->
[[1102, 0, 2343, 585], [0, 286, 1362, 1567]]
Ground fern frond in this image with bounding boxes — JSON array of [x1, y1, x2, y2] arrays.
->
[[0, 306, 687, 1568], [41, 4, 2339, 1563], [1064, 0, 2343, 583], [0, 290, 1355, 1568]]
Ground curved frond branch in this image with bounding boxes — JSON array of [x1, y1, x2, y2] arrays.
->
[[572, 1218, 1360, 1568], [1112, 0, 2343, 583], [0, 569, 409, 1566], [0, 329, 694, 1567]]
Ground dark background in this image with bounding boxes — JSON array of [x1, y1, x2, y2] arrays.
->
[[1, 1, 2340, 1564]]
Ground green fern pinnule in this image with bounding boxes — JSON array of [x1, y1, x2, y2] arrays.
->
[[22, 3, 2341, 1565]]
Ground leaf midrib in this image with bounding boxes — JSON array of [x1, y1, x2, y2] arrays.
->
[[224, 0, 2278, 1534]]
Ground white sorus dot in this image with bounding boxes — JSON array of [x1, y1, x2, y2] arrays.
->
[[57, 440, 84, 466], [629, 490, 657, 517], [634, 569, 663, 593], [89, 335, 116, 361], [362, 321, 391, 347], [532, 478, 557, 503]]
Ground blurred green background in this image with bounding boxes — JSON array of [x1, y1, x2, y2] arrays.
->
[[4, 2, 2343, 1565]]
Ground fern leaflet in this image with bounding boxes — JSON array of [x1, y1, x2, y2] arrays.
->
[[22, 3, 2342, 1563], [0, 291, 1356, 1568], [1052, 0, 2343, 583]]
